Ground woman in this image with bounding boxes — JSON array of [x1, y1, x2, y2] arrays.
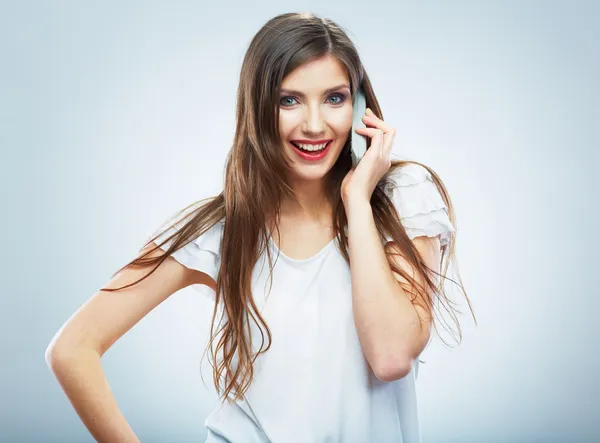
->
[[46, 12, 475, 443]]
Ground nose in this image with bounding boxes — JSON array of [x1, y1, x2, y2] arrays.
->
[[302, 103, 326, 134]]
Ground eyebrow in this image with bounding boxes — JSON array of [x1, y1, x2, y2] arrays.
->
[[279, 84, 350, 96]]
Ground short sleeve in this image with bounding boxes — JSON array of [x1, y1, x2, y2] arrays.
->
[[146, 205, 224, 298], [383, 163, 455, 247]]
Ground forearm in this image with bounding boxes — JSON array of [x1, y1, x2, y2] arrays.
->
[[47, 348, 140, 443], [345, 197, 422, 380]]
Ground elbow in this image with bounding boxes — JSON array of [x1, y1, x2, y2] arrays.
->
[[45, 340, 65, 370], [45, 335, 101, 371], [45, 330, 69, 369], [45, 336, 78, 370], [372, 356, 414, 382], [45, 335, 59, 368]]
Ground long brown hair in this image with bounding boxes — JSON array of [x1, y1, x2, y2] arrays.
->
[[100, 12, 476, 403]]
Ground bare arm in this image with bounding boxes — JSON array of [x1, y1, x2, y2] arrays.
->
[[45, 242, 215, 442], [345, 197, 440, 382], [47, 348, 139, 443]]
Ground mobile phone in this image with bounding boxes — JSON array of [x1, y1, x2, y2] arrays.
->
[[350, 87, 367, 167]]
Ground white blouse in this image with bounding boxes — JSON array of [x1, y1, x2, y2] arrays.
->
[[150, 163, 455, 443]]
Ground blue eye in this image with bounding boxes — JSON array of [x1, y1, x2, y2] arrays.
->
[[327, 93, 346, 105], [280, 96, 298, 106], [279, 93, 347, 107]]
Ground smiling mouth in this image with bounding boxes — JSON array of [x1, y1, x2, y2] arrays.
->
[[290, 141, 332, 152]]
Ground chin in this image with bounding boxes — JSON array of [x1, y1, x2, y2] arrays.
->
[[284, 141, 345, 182], [289, 166, 330, 182], [287, 155, 342, 183]]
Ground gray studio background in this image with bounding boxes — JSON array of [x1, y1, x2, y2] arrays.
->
[[2, 1, 598, 442]]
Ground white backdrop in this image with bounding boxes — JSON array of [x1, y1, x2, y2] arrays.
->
[[2, 1, 598, 442]]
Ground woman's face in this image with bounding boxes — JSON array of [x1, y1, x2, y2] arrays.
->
[[278, 55, 353, 183]]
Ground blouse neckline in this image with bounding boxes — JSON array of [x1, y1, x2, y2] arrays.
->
[[267, 234, 336, 264]]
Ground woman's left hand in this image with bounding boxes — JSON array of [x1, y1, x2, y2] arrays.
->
[[341, 108, 396, 205]]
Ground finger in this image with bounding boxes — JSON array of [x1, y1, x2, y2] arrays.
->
[[357, 128, 384, 157], [366, 108, 378, 119], [355, 127, 386, 137], [382, 128, 396, 160], [364, 108, 386, 122], [358, 127, 385, 154], [379, 130, 390, 160], [370, 130, 385, 159], [362, 115, 392, 134]]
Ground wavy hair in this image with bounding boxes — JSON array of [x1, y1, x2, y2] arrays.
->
[[100, 12, 476, 403]]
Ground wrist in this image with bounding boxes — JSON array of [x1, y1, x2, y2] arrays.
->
[[342, 192, 371, 213]]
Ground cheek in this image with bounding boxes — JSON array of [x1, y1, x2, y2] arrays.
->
[[331, 107, 353, 133], [331, 114, 353, 144], [278, 113, 296, 137]]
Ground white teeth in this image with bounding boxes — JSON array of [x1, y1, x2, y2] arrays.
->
[[293, 142, 329, 151]]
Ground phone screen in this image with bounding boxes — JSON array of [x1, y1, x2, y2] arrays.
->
[[350, 88, 367, 167]]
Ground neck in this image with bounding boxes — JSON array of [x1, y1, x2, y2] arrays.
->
[[281, 177, 333, 223]]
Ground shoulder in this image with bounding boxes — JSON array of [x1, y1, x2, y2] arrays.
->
[[382, 162, 455, 247], [383, 162, 446, 217], [384, 162, 434, 189], [190, 217, 225, 253], [147, 198, 225, 296]]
